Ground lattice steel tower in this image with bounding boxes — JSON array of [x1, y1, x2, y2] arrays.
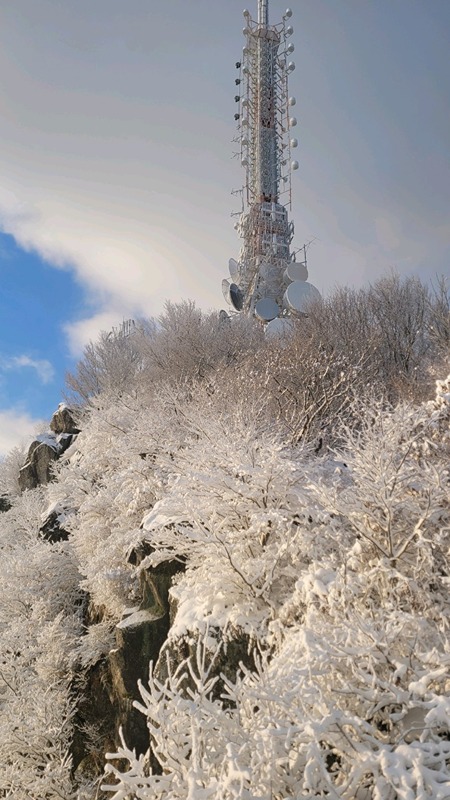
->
[[222, 1, 319, 328]]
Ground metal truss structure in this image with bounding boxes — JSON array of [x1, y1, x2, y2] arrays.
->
[[222, 1, 320, 327]]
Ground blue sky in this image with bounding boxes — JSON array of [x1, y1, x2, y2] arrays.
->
[[0, 234, 86, 451], [0, 0, 449, 456]]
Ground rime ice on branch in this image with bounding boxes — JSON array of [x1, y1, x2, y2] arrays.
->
[[223, 1, 320, 328]]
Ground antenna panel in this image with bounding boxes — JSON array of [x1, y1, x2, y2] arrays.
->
[[230, 283, 244, 311], [284, 262, 308, 283], [265, 316, 293, 337], [284, 280, 321, 314], [228, 258, 240, 279], [254, 297, 279, 322], [222, 278, 231, 302]]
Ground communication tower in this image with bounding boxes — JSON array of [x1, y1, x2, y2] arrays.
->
[[222, 1, 320, 327]]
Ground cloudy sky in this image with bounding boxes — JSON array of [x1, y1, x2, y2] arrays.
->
[[0, 0, 449, 456]]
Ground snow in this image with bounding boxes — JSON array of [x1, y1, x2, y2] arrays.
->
[[1, 293, 449, 798], [35, 432, 58, 449], [116, 609, 164, 629]]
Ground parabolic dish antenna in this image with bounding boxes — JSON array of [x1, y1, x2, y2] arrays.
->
[[284, 280, 321, 314], [223, 278, 244, 311], [284, 262, 308, 283], [228, 258, 240, 279], [254, 297, 279, 322], [222, 278, 231, 302], [230, 283, 244, 311], [265, 316, 294, 338]]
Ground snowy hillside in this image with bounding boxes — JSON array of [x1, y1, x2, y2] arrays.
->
[[0, 277, 449, 799]]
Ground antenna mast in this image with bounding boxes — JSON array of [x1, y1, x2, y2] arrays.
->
[[222, 1, 320, 325], [258, 0, 269, 25]]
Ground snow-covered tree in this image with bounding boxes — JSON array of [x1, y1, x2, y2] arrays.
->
[[0, 489, 82, 799], [0, 287, 448, 799], [102, 377, 450, 800]]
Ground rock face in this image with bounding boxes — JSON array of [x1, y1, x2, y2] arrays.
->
[[18, 438, 59, 491], [72, 546, 185, 781], [50, 405, 80, 436], [18, 406, 79, 492], [39, 510, 70, 543], [0, 496, 11, 513]]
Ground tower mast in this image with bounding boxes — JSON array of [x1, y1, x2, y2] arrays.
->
[[258, 0, 269, 25], [222, 1, 320, 325]]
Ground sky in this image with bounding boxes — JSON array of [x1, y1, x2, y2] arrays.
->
[[0, 0, 449, 456]]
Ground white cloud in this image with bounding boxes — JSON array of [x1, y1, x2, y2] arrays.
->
[[9, 355, 55, 385], [0, 407, 43, 458], [63, 310, 131, 357]]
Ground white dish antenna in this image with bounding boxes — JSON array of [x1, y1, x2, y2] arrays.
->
[[222, 278, 231, 302], [265, 316, 294, 338], [254, 297, 279, 322], [284, 280, 321, 314], [284, 262, 308, 283], [223, 278, 244, 311], [228, 257, 240, 279], [230, 283, 244, 311]]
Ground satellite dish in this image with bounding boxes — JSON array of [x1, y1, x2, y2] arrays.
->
[[284, 280, 321, 314], [284, 262, 308, 282], [222, 278, 231, 302], [254, 297, 279, 322], [265, 316, 293, 338], [228, 258, 240, 279], [230, 283, 244, 311]]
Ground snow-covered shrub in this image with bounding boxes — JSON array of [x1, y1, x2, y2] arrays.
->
[[65, 323, 145, 406], [102, 379, 450, 800], [1, 294, 448, 799], [136, 301, 262, 386], [103, 619, 450, 800], [0, 489, 82, 799], [139, 402, 311, 640], [66, 302, 262, 409], [0, 444, 27, 500], [427, 276, 450, 356], [304, 274, 442, 402]]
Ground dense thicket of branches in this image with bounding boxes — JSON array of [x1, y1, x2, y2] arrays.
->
[[65, 275, 450, 412], [0, 274, 449, 799]]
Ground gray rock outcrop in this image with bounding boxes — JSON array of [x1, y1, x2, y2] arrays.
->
[[18, 406, 79, 492], [18, 437, 59, 491], [50, 404, 80, 436], [0, 495, 11, 512], [39, 510, 70, 543], [72, 544, 185, 781]]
